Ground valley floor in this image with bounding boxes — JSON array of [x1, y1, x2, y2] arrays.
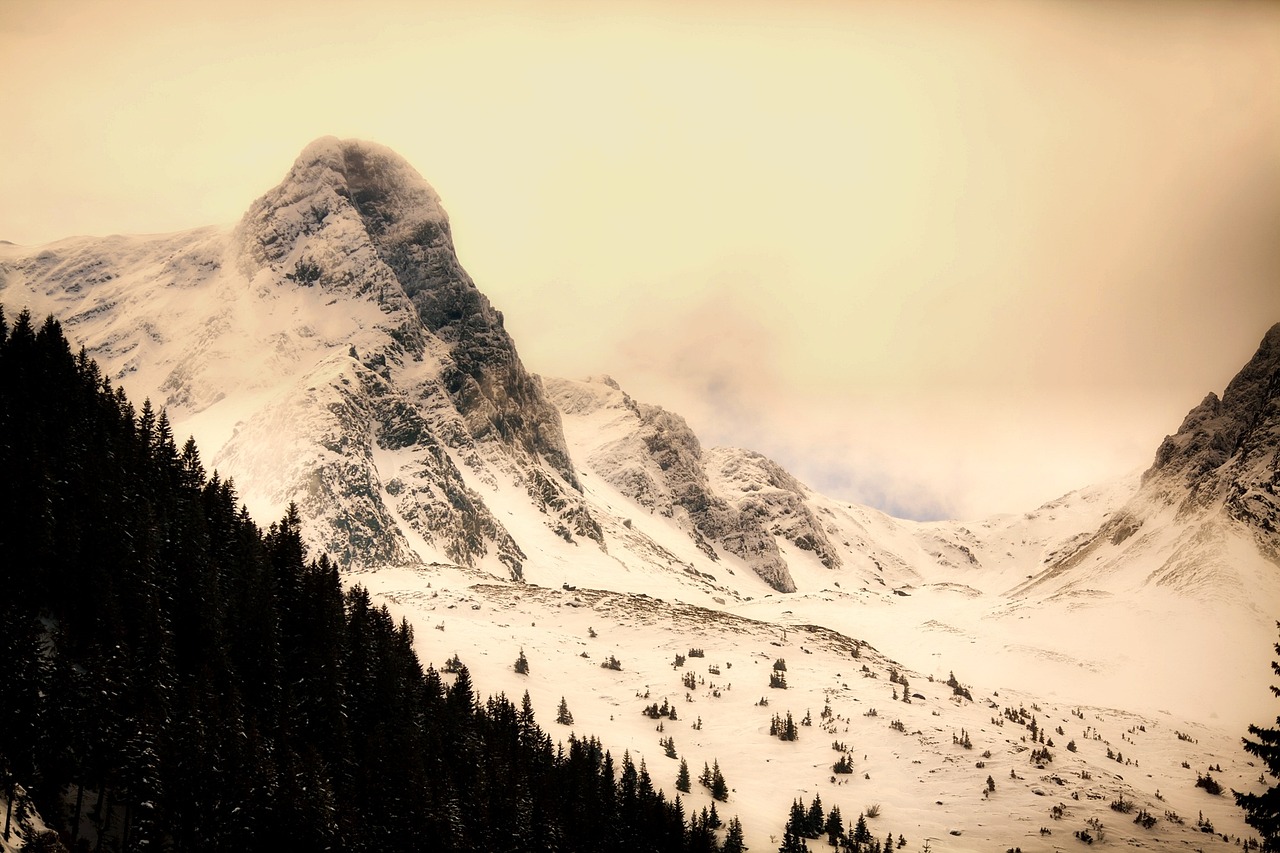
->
[[363, 564, 1269, 852]]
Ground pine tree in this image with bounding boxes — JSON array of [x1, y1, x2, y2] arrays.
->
[[786, 798, 807, 837], [514, 647, 529, 675], [674, 756, 692, 793], [805, 794, 824, 837], [711, 759, 729, 802], [1236, 621, 1280, 850], [853, 813, 871, 844], [723, 816, 746, 853], [779, 825, 808, 853], [556, 696, 574, 726], [825, 804, 843, 846]]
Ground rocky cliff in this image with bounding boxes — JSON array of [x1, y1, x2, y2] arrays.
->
[[1145, 323, 1280, 548], [1011, 323, 1280, 600]]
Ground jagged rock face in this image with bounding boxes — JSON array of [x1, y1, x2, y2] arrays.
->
[[210, 354, 526, 574], [545, 376, 797, 592], [244, 138, 581, 491], [1145, 323, 1280, 548], [229, 137, 601, 570], [705, 447, 843, 571]]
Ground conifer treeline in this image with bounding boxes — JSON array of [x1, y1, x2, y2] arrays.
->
[[0, 308, 721, 852]]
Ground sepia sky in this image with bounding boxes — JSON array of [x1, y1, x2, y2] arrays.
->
[[2, 0, 1278, 520]]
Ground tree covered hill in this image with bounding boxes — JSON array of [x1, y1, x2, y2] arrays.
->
[[0, 306, 723, 852]]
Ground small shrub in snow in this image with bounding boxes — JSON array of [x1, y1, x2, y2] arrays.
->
[[1195, 773, 1223, 795], [601, 655, 622, 671], [642, 699, 678, 720], [946, 671, 973, 701]]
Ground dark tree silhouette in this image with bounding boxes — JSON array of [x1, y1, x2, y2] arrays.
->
[[1236, 622, 1280, 850]]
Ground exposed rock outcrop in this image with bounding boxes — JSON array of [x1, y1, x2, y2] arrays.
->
[[545, 376, 797, 592], [1145, 323, 1280, 548]]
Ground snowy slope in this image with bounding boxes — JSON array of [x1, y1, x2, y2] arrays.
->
[[362, 563, 1267, 852]]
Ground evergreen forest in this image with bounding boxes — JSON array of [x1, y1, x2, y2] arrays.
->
[[0, 307, 730, 852]]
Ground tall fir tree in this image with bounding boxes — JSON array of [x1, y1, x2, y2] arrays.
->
[[1236, 622, 1280, 850], [723, 816, 746, 853], [676, 757, 691, 793]]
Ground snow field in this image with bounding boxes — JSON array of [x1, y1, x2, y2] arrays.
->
[[365, 566, 1264, 851]]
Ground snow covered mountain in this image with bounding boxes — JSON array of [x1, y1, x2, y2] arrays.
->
[[2, 137, 1277, 850], [1009, 324, 1280, 611]]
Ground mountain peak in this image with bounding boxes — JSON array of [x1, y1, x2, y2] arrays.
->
[[1135, 322, 1280, 559], [238, 137, 450, 272], [1145, 323, 1280, 489], [298, 137, 449, 240], [237, 138, 584, 491]]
